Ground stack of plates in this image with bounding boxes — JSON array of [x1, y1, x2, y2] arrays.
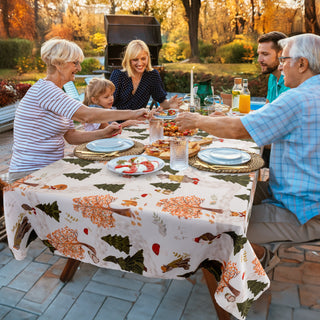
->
[[86, 137, 134, 153], [198, 148, 251, 165]]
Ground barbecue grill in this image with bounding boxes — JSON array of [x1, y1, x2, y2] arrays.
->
[[102, 14, 162, 78]]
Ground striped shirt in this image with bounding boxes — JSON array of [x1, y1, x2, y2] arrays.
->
[[10, 79, 82, 172], [241, 75, 320, 224], [110, 69, 167, 110]]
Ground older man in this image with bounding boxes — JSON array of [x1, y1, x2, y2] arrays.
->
[[176, 33, 320, 271]]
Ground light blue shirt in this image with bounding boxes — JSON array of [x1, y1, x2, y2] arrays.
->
[[241, 75, 320, 224], [267, 74, 290, 102]]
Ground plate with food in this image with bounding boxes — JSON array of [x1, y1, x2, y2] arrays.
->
[[86, 138, 134, 153], [154, 109, 178, 120], [144, 139, 201, 160], [107, 155, 165, 175], [198, 148, 251, 165], [163, 121, 198, 137]]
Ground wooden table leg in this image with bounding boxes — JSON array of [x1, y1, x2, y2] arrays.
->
[[202, 268, 231, 320], [60, 258, 81, 282]]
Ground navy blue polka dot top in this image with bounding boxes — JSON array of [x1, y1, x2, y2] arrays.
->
[[110, 69, 167, 110]]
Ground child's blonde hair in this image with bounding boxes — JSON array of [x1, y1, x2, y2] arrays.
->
[[83, 78, 115, 106]]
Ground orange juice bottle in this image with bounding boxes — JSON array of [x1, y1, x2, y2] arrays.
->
[[239, 79, 250, 113]]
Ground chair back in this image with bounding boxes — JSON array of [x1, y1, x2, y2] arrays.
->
[[63, 81, 84, 102]]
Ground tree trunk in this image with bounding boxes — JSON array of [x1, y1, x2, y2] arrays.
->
[[250, 0, 255, 31], [1, 0, 10, 38], [181, 0, 201, 59], [305, 0, 320, 34]]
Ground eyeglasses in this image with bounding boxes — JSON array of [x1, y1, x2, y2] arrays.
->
[[278, 56, 292, 65], [71, 61, 81, 67]]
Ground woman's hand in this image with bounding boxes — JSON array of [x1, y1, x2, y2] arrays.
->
[[101, 122, 122, 138], [132, 108, 149, 120], [121, 119, 145, 128], [168, 95, 183, 109]]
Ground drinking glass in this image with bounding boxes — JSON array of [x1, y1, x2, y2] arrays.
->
[[183, 94, 200, 113], [149, 118, 164, 143], [170, 136, 188, 171]]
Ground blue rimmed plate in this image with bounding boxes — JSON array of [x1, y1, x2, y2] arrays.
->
[[198, 148, 251, 166], [86, 138, 134, 153]]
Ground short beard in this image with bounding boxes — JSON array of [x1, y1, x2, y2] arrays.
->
[[261, 64, 279, 75]]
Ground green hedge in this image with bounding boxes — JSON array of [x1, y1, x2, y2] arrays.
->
[[163, 70, 268, 97], [0, 39, 33, 69]]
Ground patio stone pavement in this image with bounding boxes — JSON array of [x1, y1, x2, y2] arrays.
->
[[1, 128, 320, 320]]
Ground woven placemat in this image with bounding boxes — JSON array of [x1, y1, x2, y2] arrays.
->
[[74, 140, 145, 161], [189, 151, 264, 173]]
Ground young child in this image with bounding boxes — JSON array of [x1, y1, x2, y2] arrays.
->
[[83, 78, 144, 131]]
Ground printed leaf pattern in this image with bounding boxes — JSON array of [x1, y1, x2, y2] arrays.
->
[[225, 231, 248, 255], [237, 298, 254, 318], [46, 226, 95, 260], [36, 201, 61, 222], [103, 249, 145, 274], [101, 234, 131, 254], [217, 261, 240, 297], [157, 195, 222, 219], [247, 280, 268, 297], [26, 229, 38, 247], [94, 184, 125, 193], [161, 254, 191, 273], [63, 158, 91, 167], [64, 173, 91, 181], [251, 257, 265, 276], [82, 168, 101, 174], [151, 182, 181, 192], [130, 134, 149, 140], [73, 194, 116, 228], [42, 239, 56, 253], [211, 175, 251, 187], [178, 258, 222, 281], [161, 165, 178, 174], [235, 194, 250, 201]]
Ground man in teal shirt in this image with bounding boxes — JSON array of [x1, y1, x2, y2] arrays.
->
[[257, 31, 290, 166], [258, 31, 290, 103]]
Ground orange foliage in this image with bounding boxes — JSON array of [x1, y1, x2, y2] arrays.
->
[[46, 23, 73, 41]]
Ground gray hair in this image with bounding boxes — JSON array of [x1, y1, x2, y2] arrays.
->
[[279, 33, 320, 74]]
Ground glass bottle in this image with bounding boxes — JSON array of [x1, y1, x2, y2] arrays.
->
[[232, 78, 243, 111], [239, 79, 251, 114]]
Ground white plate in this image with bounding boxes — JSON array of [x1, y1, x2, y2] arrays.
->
[[154, 110, 178, 120], [86, 138, 134, 153], [107, 155, 165, 175], [198, 148, 251, 165]]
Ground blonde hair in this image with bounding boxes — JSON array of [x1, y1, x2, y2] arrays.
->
[[122, 40, 153, 77], [83, 78, 115, 106], [41, 38, 84, 73]]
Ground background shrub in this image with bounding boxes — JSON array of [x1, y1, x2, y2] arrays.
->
[[0, 80, 31, 107], [78, 58, 102, 75], [0, 39, 33, 68]]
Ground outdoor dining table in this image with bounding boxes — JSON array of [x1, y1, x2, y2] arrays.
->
[[4, 123, 269, 320]]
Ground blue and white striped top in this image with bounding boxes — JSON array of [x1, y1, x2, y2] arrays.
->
[[110, 69, 167, 110], [10, 79, 82, 172], [242, 74, 320, 224]]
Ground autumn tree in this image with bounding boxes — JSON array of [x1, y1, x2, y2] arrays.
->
[[181, 0, 201, 59], [305, 0, 320, 34]]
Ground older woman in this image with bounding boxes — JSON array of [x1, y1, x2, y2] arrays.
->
[[9, 38, 148, 182], [110, 39, 181, 111]]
